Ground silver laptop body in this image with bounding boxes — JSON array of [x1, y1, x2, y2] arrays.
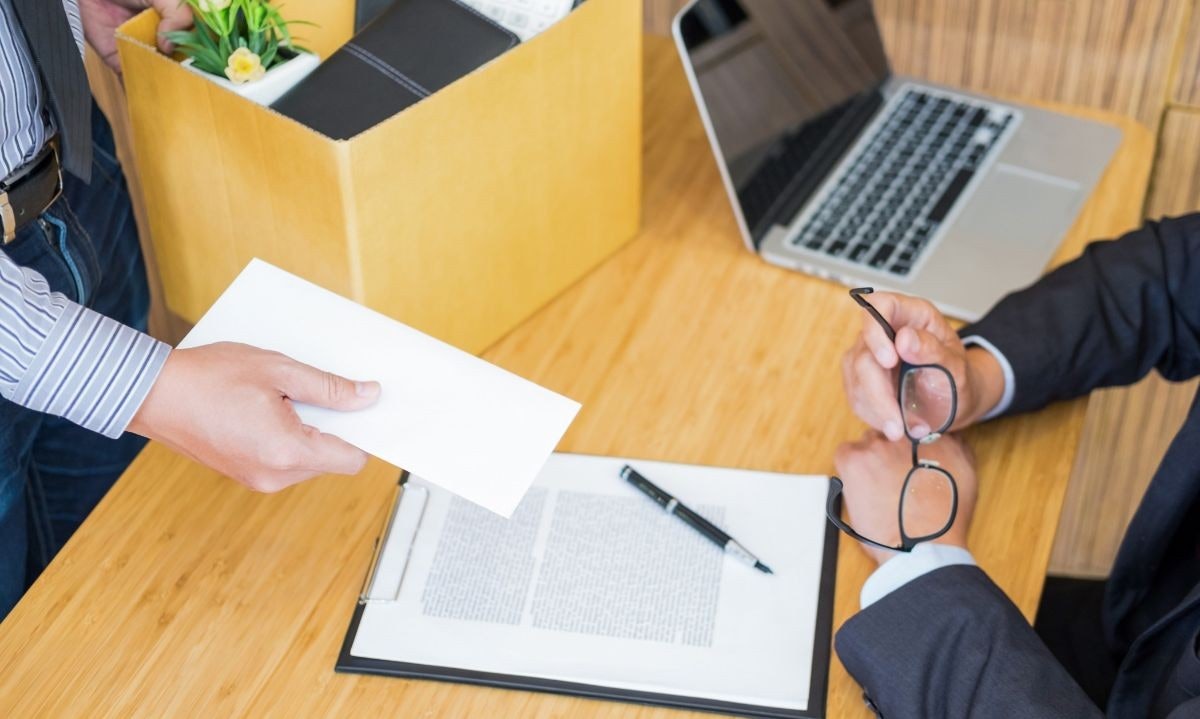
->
[[673, 0, 1121, 320]]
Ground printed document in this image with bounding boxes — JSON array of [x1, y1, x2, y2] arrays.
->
[[350, 454, 832, 711]]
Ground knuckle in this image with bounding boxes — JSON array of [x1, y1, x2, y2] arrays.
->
[[861, 314, 883, 340], [242, 471, 279, 494], [347, 451, 369, 474], [841, 350, 856, 379], [258, 479, 287, 494], [271, 351, 294, 368], [834, 442, 855, 468], [909, 331, 930, 354], [275, 355, 302, 380], [854, 350, 878, 375], [850, 398, 873, 423], [916, 298, 939, 320], [878, 293, 901, 316], [259, 444, 300, 472]]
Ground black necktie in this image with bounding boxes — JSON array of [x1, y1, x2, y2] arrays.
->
[[10, 0, 92, 182]]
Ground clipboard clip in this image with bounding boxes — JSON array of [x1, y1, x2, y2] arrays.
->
[[359, 473, 429, 604]]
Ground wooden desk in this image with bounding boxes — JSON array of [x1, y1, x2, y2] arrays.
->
[[0, 38, 1153, 718]]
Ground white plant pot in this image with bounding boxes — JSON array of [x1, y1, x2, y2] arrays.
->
[[181, 51, 319, 106]]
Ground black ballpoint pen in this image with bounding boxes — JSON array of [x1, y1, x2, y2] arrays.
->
[[621, 464, 774, 574]]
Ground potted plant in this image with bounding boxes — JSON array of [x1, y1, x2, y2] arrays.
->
[[166, 0, 319, 106]]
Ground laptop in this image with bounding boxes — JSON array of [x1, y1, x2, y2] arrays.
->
[[673, 0, 1121, 320]]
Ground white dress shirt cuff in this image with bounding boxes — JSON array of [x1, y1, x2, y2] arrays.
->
[[961, 334, 1015, 419], [860, 542, 978, 608]]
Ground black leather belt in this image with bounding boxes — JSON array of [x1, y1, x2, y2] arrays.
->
[[0, 141, 64, 245]]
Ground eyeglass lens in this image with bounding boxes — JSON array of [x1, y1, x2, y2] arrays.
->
[[899, 365, 955, 440], [900, 465, 956, 540]]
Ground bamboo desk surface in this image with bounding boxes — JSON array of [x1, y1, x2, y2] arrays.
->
[[0, 38, 1155, 719]]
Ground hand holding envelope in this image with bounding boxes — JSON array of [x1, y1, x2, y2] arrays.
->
[[152, 260, 579, 516], [129, 341, 385, 493]]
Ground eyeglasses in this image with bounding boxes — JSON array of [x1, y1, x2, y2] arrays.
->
[[826, 287, 960, 552]]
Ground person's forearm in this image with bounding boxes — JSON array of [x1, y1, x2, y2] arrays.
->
[[837, 565, 1102, 719], [962, 215, 1200, 415], [0, 250, 169, 438]]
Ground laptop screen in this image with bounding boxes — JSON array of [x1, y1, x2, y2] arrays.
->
[[679, 0, 890, 246]]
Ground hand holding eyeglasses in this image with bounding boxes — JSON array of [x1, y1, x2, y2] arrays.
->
[[828, 288, 990, 555], [839, 290, 1007, 441], [834, 430, 978, 565]]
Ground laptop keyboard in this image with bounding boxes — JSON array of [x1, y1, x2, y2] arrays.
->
[[789, 88, 1016, 277], [738, 93, 880, 235]]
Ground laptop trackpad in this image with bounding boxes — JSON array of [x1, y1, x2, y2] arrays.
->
[[932, 166, 1084, 314]]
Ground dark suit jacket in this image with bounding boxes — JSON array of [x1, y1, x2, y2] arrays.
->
[[835, 213, 1200, 718]]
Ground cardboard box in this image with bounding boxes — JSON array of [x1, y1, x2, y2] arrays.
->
[[116, 0, 641, 352]]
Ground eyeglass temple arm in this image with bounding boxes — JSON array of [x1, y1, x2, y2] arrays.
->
[[849, 288, 897, 342], [827, 477, 912, 553]]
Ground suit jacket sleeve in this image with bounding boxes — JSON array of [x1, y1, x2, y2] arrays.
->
[[835, 565, 1102, 719], [961, 214, 1200, 415]]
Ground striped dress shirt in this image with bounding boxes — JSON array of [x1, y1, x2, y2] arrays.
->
[[0, 0, 83, 179], [1, 0, 170, 439]]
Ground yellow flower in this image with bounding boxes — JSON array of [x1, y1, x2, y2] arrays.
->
[[197, 0, 232, 11], [225, 47, 266, 84]]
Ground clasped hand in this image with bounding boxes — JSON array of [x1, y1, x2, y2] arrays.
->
[[835, 292, 1007, 564]]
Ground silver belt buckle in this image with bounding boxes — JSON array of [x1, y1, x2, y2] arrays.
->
[[0, 144, 63, 245]]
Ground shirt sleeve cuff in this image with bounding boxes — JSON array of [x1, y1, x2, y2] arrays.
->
[[961, 334, 1016, 420], [860, 542, 978, 608], [12, 303, 171, 439]]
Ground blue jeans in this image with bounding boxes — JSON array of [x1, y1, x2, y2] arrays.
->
[[0, 102, 152, 620]]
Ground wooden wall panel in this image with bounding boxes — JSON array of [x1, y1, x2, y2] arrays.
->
[[1049, 108, 1200, 577], [648, 0, 1187, 127], [874, 0, 1186, 127], [1176, 2, 1200, 105], [1052, 376, 1199, 576], [1147, 109, 1200, 210]]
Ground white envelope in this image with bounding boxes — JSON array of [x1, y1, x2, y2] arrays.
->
[[178, 259, 581, 516]]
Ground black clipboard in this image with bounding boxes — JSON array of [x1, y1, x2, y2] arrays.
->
[[335, 473, 840, 718]]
